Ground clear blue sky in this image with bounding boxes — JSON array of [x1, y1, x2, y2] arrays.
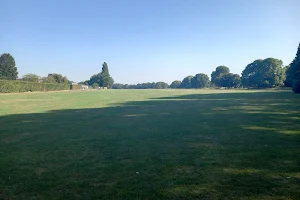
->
[[1, 0, 299, 84]]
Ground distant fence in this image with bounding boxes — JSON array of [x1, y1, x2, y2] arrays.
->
[[0, 80, 70, 93]]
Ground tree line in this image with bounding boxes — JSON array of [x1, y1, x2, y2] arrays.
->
[[1, 43, 299, 93], [112, 43, 300, 93], [112, 82, 170, 89], [22, 73, 70, 84], [168, 58, 285, 90], [0, 53, 70, 85]]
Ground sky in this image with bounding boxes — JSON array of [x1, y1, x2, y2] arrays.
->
[[1, 0, 300, 84]]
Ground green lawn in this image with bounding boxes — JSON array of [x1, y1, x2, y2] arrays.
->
[[0, 89, 299, 200]]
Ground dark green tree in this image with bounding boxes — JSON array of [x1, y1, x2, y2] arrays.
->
[[22, 74, 40, 82], [191, 73, 210, 88], [155, 82, 169, 89], [170, 80, 182, 88], [241, 58, 285, 88], [284, 65, 293, 87], [88, 73, 102, 85], [146, 82, 152, 89], [161, 82, 169, 89], [100, 62, 114, 88], [180, 76, 193, 88], [211, 66, 230, 87], [78, 80, 89, 85], [286, 44, 300, 93], [219, 73, 241, 88], [293, 81, 300, 93], [88, 62, 114, 88], [0, 53, 18, 80], [150, 82, 156, 89]]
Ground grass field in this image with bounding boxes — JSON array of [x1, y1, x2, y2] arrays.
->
[[0, 89, 299, 200]]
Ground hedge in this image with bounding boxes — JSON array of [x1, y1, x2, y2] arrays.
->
[[0, 80, 70, 93], [70, 84, 82, 90]]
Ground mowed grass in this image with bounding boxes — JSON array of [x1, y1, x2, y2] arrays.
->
[[0, 89, 299, 200]]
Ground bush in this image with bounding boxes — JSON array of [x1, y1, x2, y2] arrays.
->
[[292, 80, 300, 93], [0, 80, 70, 93]]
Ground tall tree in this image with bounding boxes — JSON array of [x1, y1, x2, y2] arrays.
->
[[170, 80, 182, 88], [286, 43, 300, 93], [0, 53, 18, 80], [191, 73, 210, 88], [22, 74, 40, 82], [211, 66, 230, 87], [100, 62, 114, 88], [180, 76, 193, 88], [241, 58, 285, 88], [88, 62, 114, 88]]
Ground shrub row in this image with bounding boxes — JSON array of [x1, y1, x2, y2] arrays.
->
[[70, 84, 82, 90], [0, 80, 70, 93]]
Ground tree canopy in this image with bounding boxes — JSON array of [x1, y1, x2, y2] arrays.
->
[[51, 74, 69, 84], [89, 73, 102, 86], [219, 73, 241, 88], [0, 53, 18, 80], [241, 58, 285, 88], [191, 73, 210, 88], [180, 76, 194, 88], [42, 74, 69, 84], [170, 80, 182, 88], [89, 62, 114, 88], [42, 76, 56, 83], [211, 66, 230, 87], [99, 62, 114, 88], [155, 82, 169, 89], [22, 74, 40, 82], [210, 66, 241, 88]]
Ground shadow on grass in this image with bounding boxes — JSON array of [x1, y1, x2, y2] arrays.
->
[[0, 91, 299, 199]]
